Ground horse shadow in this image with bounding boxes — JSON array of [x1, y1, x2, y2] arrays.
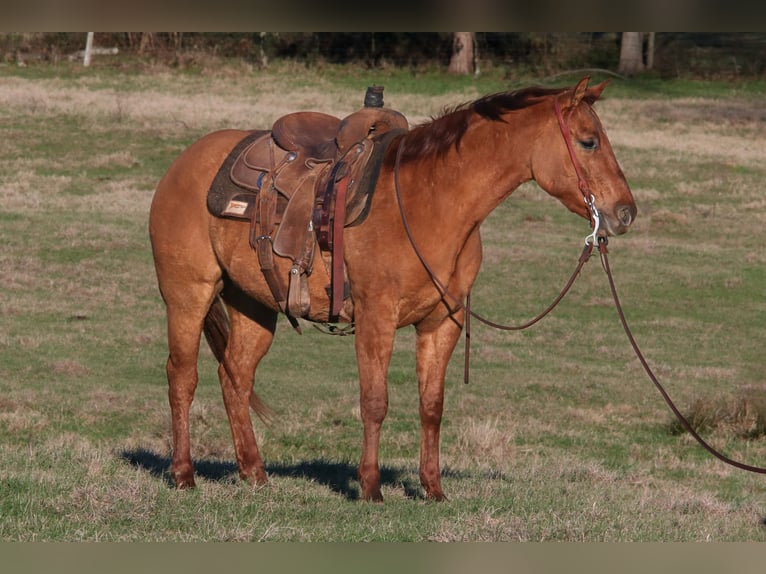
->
[[119, 448, 429, 500]]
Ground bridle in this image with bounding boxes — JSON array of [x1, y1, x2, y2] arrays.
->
[[394, 92, 766, 476], [553, 96, 601, 246]]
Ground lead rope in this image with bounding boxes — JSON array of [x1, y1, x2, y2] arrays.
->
[[557, 92, 766, 474], [556, 90, 766, 475], [598, 237, 766, 474]]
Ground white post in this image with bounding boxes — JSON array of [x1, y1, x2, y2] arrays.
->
[[83, 32, 94, 67]]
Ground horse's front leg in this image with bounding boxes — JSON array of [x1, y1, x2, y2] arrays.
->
[[353, 308, 397, 502], [415, 311, 464, 501]]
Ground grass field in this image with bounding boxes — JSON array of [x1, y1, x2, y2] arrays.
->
[[1, 59, 765, 541]]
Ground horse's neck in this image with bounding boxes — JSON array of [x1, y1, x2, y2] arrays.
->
[[401, 114, 536, 238]]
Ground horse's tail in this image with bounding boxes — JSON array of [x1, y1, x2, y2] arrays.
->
[[202, 295, 230, 362], [203, 296, 274, 425]]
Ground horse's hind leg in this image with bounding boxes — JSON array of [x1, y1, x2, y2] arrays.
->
[[163, 287, 218, 488], [217, 291, 277, 486]]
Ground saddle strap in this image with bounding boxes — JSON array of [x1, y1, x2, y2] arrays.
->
[[250, 176, 285, 307], [331, 174, 351, 318]]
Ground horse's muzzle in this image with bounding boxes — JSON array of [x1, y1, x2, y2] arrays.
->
[[603, 203, 637, 235]]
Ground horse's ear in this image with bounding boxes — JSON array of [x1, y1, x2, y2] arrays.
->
[[570, 77, 609, 108], [570, 76, 591, 108], [586, 80, 609, 103]]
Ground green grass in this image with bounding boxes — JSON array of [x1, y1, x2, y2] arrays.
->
[[1, 60, 765, 541]]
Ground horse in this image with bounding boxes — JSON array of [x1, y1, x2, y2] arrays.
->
[[149, 77, 637, 502]]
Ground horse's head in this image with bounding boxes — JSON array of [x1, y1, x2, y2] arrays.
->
[[532, 77, 637, 237]]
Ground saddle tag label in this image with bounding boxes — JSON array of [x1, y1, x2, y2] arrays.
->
[[225, 200, 250, 216]]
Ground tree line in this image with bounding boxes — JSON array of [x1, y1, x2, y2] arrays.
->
[[3, 32, 765, 78]]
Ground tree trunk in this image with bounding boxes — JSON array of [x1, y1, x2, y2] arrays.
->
[[83, 32, 94, 66], [448, 32, 475, 75], [646, 32, 655, 70], [138, 32, 156, 55], [259, 31, 269, 67], [618, 32, 645, 76]]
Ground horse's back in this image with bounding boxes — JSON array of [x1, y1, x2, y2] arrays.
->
[[151, 129, 252, 217]]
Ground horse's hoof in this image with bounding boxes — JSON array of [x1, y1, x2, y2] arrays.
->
[[425, 489, 448, 502], [174, 476, 197, 489], [362, 487, 384, 502], [243, 470, 268, 488]]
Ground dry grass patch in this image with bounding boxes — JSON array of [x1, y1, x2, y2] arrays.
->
[[0, 169, 73, 211], [0, 400, 48, 434], [565, 403, 639, 426], [599, 98, 766, 167], [669, 384, 766, 439], [453, 417, 516, 470], [0, 72, 485, 138], [428, 507, 528, 542]]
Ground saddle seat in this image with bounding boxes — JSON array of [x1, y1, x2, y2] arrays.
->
[[271, 111, 340, 162], [271, 106, 410, 161]]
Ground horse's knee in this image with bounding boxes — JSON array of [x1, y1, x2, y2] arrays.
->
[[166, 354, 199, 394], [360, 393, 388, 424], [419, 397, 443, 426]]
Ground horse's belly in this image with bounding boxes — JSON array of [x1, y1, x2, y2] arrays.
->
[[210, 218, 350, 323]]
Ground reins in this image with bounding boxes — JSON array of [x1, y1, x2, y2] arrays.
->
[[392, 96, 603, 385], [393, 94, 766, 476], [393, 138, 595, 387]]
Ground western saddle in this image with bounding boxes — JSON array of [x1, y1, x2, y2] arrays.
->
[[207, 86, 408, 331]]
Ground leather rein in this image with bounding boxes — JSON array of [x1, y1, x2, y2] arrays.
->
[[394, 95, 766, 475]]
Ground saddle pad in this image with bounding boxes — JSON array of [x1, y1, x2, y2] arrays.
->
[[207, 130, 268, 218]]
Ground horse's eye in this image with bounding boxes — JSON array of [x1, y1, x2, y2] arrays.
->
[[578, 138, 598, 151]]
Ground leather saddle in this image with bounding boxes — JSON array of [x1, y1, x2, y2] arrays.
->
[[207, 101, 408, 327]]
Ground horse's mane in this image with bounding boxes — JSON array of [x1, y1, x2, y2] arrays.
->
[[398, 85, 573, 162]]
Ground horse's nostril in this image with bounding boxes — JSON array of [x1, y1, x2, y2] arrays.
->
[[617, 205, 635, 227]]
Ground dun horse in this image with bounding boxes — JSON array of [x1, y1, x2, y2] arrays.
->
[[149, 77, 637, 501]]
